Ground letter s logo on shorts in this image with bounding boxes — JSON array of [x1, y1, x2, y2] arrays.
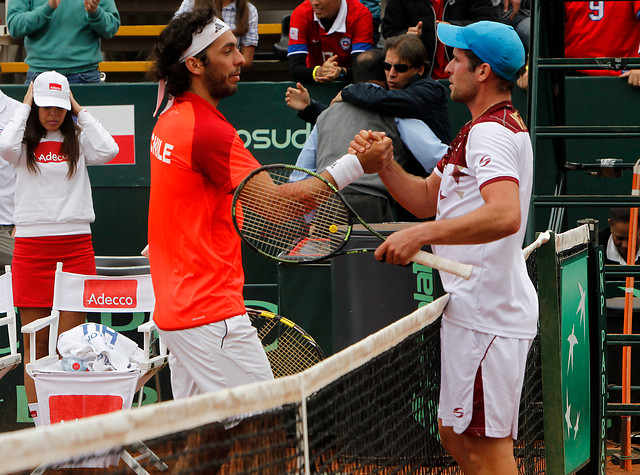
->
[[453, 407, 465, 418], [83, 280, 138, 308]]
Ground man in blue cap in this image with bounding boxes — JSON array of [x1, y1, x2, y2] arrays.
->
[[350, 21, 536, 473]]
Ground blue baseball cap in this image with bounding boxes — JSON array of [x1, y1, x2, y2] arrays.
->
[[437, 21, 525, 81]]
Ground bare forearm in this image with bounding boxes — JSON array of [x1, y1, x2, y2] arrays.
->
[[417, 203, 520, 247], [378, 161, 436, 218]]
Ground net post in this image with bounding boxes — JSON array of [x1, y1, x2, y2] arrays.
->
[[537, 230, 567, 474]]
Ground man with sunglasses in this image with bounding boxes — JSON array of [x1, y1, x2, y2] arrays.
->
[[335, 34, 451, 151], [288, 34, 451, 178], [290, 48, 448, 222], [351, 22, 535, 474]]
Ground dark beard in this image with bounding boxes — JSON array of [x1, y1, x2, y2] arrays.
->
[[204, 67, 239, 100]]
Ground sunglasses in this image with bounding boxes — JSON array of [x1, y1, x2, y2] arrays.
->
[[383, 61, 414, 73]]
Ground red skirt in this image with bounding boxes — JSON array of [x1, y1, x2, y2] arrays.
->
[[12, 235, 96, 308]]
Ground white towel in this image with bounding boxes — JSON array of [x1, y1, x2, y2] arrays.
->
[[57, 323, 145, 371]]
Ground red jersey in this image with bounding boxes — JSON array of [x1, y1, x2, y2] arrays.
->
[[288, 0, 373, 68], [431, 0, 449, 79], [148, 92, 259, 331], [565, 0, 640, 76]]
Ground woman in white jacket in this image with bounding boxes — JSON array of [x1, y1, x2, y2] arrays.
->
[[0, 71, 118, 415]]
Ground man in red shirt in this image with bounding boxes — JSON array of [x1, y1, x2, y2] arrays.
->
[[288, 0, 374, 83], [565, 0, 640, 85], [148, 6, 392, 400], [148, 8, 274, 400], [148, 7, 392, 472]]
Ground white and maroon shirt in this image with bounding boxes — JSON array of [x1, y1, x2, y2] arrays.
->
[[433, 101, 538, 339], [0, 104, 119, 237]]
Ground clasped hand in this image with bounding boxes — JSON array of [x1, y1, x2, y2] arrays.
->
[[350, 130, 394, 174]]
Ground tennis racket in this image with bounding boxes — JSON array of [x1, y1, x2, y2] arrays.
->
[[247, 308, 324, 377], [232, 164, 473, 280]]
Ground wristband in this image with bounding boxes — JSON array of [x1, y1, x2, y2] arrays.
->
[[312, 66, 320, 81], [325, 153, 364, 190]]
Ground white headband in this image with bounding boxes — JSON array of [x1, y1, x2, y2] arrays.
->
[[179, 17, 230, 62], [154, 17, 231, 117]]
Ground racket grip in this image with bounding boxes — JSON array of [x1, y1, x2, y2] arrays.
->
[[410, 250, 473, 280]]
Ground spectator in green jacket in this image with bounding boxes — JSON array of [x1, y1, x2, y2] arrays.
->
[[8, 0, 120, 84]]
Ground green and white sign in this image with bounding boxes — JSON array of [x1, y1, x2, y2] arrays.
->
[[560, 253, 591, 473]]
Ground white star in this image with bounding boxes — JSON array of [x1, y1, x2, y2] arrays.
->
[[567, 325, 579, 373], [565, 390, 573, 437], [574, 411, 580, 439], [576, 282, 586, 339]]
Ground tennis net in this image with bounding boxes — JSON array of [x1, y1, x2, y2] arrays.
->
[[0, 289, 546, 474]]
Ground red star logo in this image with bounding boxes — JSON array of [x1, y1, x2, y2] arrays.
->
[[451, 165, 468, 184]]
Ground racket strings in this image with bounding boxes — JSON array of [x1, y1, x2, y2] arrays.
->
[[236, 168, 351, 261], [249, 311, 323, 377]]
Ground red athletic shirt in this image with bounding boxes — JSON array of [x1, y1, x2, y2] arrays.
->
[[148, 92, 259, 331], [565, 0, 640, 76], [431, 0, 449, 79], [288, 0, 373, 68]]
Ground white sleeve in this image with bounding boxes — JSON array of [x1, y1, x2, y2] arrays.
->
[[77, 109, 119, 165], [0, 103, 30, 166], [395, 118, 448, 174], [466, 122, 521, 188]]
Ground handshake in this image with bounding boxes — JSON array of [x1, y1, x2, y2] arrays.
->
[[350, 129, 394, 174], [325, 130, 395, 191]]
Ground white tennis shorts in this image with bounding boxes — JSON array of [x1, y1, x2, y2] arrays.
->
[[158, 313, 274, 399], [437, 319, 532, 439]]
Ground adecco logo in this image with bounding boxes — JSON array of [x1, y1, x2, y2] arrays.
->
[[237, 123, 312, 150], [83, 280, 138, 308]]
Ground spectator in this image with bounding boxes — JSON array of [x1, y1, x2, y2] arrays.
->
[[290, 49, 448, 222], [381, 0, 498, 79], [288, 0, 374, 84], [0, 71, 119, 421], [564, 0, 640, 87], [360, 0, 382, 45], [7, 0, 120, 84], [599, 208, 640, 265], [493, 0, 530, 54], [174, 0, 259, 68], [0, 70, 22, 274], [288, 35, 451, 152], [336, 35, 452, 153]]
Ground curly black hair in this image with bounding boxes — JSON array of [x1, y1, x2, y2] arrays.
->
[[149, 6, 217, 97]]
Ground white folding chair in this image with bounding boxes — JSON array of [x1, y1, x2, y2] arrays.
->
[[0, 265, 20, 379], [22, 262, 168, 473]]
